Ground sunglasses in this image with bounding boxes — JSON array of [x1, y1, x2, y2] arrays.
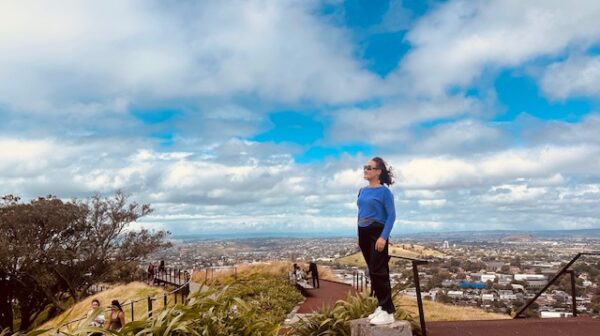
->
[[363, 165, 380, 171]]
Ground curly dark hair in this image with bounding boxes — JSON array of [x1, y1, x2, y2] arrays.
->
[[372, 157, 394, 186], [111, 300, 123, 312]]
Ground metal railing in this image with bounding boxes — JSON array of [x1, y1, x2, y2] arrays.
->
[[389, 254, 429, 336], [349, 245, 431, 335], [514, 252, 600, 319], [57, 267, 192, 333]]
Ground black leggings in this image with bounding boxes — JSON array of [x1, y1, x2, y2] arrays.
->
[[358, 224, 395, 314]]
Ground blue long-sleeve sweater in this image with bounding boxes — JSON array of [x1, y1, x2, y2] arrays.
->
[[357, 185, 396, 240]]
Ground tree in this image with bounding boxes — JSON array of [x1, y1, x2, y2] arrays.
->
[[0, 193, 170, 331], [436, 291, 452, 304]]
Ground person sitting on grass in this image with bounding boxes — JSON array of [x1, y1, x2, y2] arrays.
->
[[106, 300, 125, 331], [87, 299, 105, 336]]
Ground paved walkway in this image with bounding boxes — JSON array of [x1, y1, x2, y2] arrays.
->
[[427, 317, 600, 336], [279, 279, 357, 334], [296, 279, 357, 313]]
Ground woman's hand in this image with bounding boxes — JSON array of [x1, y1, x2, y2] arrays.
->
[[375, 237, 386, 252]]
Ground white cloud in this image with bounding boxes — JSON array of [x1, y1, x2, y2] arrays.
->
[[2, 136, 600, 234], [417, 199, 447, 207], [0, 0, 381, 117], [523, 114, 600, 146], [328, 95, 479, 144], [540, 55, 600, 99], [482, 184, 548, 204], [395, 144, 599, 189], [398, 0, 600, 95], [411, 120, 506, 154]]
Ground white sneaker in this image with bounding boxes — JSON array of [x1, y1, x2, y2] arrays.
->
[[367, 306, 382, 320], [370, 311, 395, 325]]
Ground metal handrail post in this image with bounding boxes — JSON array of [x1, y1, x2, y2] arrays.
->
[[412, 260, 427, 336], [389, 254, 429, 336], [567, 270, 577, 317]]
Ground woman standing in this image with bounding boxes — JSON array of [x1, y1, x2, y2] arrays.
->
[[357, 157, 396, 325], [106, 300, 125, 331]]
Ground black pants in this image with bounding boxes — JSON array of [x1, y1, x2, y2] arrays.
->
[[358, 224, 395, 314], [311, 273, 319, 288]]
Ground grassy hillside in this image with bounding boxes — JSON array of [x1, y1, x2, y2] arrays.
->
[[336, 244, 446, 267], [38, 282, 168, 332], [395, 295, 510, 321], [191, 260, 336, 284]]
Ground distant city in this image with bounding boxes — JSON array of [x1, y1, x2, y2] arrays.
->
[[151, 229, 600, 318]]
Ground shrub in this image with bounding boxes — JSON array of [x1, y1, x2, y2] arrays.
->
[[286, 293, 421, 336]]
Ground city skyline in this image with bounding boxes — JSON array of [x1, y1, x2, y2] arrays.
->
[[2, 1, 600, 236]]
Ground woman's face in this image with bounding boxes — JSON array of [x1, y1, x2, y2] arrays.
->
[[363, 160, 381, 181], [91, 301, 99, 309]]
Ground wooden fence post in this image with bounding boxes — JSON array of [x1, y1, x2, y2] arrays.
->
[[147, 296, 153, 318]]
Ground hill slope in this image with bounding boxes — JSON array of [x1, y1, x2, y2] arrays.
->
[[38, 282, 167, 332], [337, 244, 446, 267], [396, 295, 510, 321]]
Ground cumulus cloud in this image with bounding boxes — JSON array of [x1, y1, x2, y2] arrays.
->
[[328, 95, 480, 144], [395, 144, 598, 189], [522, 115, 600, 146], [540, 55, 600, 99], [410, 119, 507, 154], [396, 0, 600, 95], [2, 135, 600, 233], [0, 0, 381, 115]]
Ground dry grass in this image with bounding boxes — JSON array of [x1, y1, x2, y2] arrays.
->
[[395, 295, 510, 321], [191, 261, 337, 285], [336, 244, 446, 268], [38, 282, 169, 332]]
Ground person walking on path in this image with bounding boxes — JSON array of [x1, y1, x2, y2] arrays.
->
[[357, 157, 396, 325], [307, 260, 320, 288], [106, 300, 125, 331], [147, 263, 155, 284]]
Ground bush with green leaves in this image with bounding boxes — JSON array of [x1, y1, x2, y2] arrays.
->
[[285, 293, 421, 336]]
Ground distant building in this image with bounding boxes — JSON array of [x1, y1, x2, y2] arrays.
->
[[459, 281, 486, 289], [442, 240, 450, 249], [485, 261, 505, 271], [442, 279, 455, 287], [481, 273, 497, 282], [511, 284, 525, 291], [481, 293, 495, 301], [448, 291, 464, 299], [528, 279, 549, 289], [514, 274, 547, 281], [540, 311, 573, 318]]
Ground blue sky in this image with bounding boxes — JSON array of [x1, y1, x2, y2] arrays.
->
[[2, 0, 600, 237]]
